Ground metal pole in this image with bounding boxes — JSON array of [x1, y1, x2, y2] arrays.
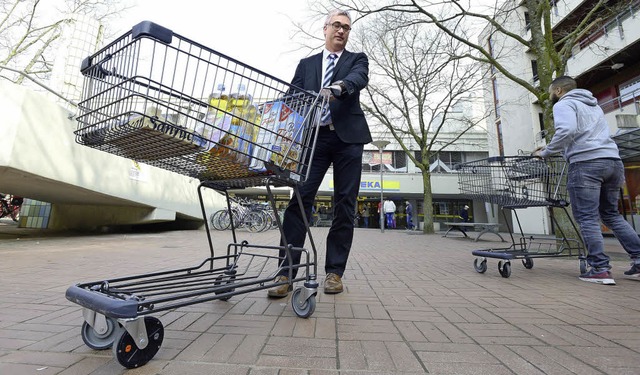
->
[[379, 147, 385, 233], [371, 140, 390, 234]]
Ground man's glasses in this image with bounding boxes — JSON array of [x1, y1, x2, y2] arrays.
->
[[327, 22, 351, 32]]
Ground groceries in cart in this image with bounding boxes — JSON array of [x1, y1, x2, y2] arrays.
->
[[194, 83, 232, 151], [249, 98, 305, 172], [198, 84, 257, 162]]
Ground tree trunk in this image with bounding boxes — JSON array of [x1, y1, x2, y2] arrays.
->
[[422, 170, 434, 234]]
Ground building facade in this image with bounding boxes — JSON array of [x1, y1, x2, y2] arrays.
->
[[480, 0, 640, 234]]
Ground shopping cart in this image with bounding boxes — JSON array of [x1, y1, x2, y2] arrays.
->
[[455, 155, 585, 278], [65, 21, 326, 368]]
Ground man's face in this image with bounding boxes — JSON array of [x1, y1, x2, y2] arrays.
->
[[324, 15, 351, 52]]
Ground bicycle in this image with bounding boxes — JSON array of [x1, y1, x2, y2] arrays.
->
[[210, 198, 270, 232], [0, 195, 22, 222]]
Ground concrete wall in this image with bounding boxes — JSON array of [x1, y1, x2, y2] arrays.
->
[[0, 81, 226, 230]]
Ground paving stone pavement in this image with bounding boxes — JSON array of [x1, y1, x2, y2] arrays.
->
[[1, 221, 640, 374]]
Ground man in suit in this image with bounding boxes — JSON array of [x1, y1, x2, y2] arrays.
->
[[268, 9, 371, 297]]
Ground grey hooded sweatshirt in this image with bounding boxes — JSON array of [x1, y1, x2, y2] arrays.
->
[[539, 88, 620, 163]]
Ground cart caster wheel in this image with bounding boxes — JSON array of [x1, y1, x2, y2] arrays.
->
[[498, 261, 511, 278], [579, 258, 588, 274], [214, 274, 236, 301], [522, 258, 534, 269], [291, 287, 316, 318], [473, 258, 487, 273], [112, 317, 164, 369], [81, 317, 119, 350]]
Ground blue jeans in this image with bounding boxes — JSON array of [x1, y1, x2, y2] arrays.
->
[[385, 213, 394, 228], [568, 159, 640, 271]]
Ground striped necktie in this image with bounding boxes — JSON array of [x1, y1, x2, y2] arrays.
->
[[321, 53, 338, 124]]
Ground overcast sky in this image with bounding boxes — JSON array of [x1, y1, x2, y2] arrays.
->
[[112, 0, 317, 82]]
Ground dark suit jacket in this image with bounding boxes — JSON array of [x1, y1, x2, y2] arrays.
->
[[290, 50, 372, 144]]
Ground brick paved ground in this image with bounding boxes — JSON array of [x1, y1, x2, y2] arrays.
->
[[1, 219, 640, 374]]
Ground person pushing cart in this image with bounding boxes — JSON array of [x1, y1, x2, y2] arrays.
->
[[534, 76, 640, 285]]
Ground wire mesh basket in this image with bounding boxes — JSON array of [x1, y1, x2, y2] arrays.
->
[[455, 156, 569, 208], [75, 21, 324, 187]]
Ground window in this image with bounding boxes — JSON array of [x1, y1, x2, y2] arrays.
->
[[392, 151, 407, 170], [538, 113, 545, 133], [550, 0, 559, 16], [361, 150, 407, 172], [488, 36, 497, 75], [531, 60, 538, 82], [496, 120, 504, 156], [620, 75, 640, 104], [492, 78, 501, 118], [524, 12, 531, 31]]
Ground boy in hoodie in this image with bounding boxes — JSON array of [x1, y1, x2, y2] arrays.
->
[[534, 76, 640, 285]]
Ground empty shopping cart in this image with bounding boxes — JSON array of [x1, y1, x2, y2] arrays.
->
[[455, 155, 585, 278]]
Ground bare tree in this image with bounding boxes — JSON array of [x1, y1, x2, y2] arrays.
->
[[0, 0, 131, 85], [331, 0, 624, 140], [325, 0, 629, 240], [355, 13, 489, 233]]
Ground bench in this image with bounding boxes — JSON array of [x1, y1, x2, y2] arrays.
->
[[443, 222, 505, 242]]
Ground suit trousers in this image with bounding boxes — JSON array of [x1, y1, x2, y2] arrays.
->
[[278, 126, 364, 278]]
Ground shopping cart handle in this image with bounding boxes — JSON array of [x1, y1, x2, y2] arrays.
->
[[132, 21, 173, 44], [65, 285, 139, 319]]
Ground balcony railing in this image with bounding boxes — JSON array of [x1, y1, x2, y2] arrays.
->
[[600, 88, 640, 115], [572, 0, 640, 54]]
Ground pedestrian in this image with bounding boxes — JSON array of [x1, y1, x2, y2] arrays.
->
[[533, 75, 640, 285], [268, 9, 371, 297], [361, 205, 370, 228], [405, 201, 413, 230], [311, 205, 319, 226], [383, 199, 396, 229], [459, 205, 470, 223]]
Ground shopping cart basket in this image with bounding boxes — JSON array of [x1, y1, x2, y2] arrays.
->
[[455, 155, 585, 278], [65, 21, 326, 368]]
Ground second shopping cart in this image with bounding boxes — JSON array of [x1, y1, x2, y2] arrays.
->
[[455, 155, 586, 278]]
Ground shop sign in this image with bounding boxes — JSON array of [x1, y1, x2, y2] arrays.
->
[[329, 180, 400, 191]]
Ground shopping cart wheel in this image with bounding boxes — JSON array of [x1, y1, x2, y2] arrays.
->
[[291, 287, 316, 318], [473, 258, 487, 273], [522, 258, 534, 269], [112, 316, 164, 369], [81, 317, 119, 350], [214, 273, 236, 301], [579, 258, 588, 274], [498, 261, 511, 278]]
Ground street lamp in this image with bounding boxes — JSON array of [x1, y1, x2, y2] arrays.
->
[[371, 140, 390, 233]]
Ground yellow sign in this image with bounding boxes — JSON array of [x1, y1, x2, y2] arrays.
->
[[329, 180, 400, 191]]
